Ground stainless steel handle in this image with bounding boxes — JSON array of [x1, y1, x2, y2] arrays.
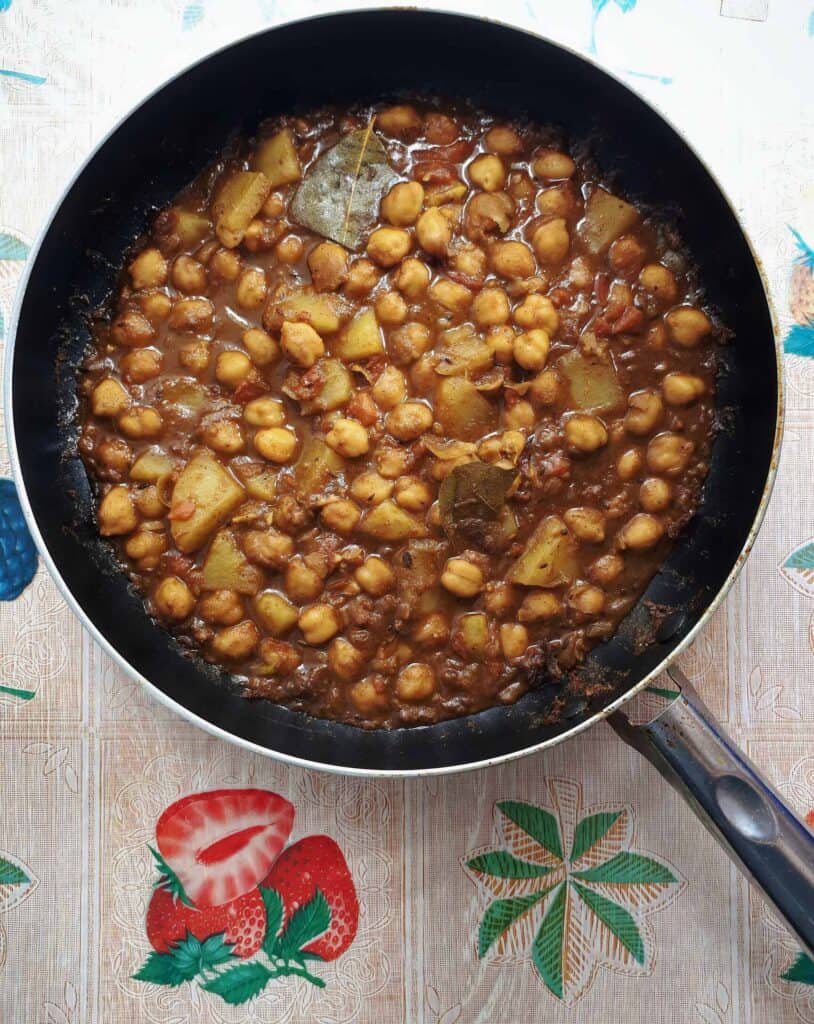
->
[[610, 667, 814, 959]]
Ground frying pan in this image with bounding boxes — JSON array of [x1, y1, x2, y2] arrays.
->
[[7, 9, 814, 959]]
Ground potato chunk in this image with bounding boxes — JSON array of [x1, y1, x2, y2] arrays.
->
[[212, 171, 271, 248], [170, 452, 246, 553], [252, 129, 301, 187], [298, 358, 353, 415], [578, 188, 640, 254], [202, 530, 264, 595], [435, 377, 498, 442], [360, 501, 428, 541], [508, 515, 579, 588], [278, 290, 343, 334], [334, 308, 384, 360], [129, 449, 174, 482], [294, 438, 345, 494], [557, 348, 624, 415]]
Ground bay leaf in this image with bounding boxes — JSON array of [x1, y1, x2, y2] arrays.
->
[[439, 461, 518, 551], [289, 122, 399, 251]]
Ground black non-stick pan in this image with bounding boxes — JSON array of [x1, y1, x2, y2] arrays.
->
[[7, 10, 814, 958]]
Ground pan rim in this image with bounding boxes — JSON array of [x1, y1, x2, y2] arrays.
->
[[4, 7, 784, 778]]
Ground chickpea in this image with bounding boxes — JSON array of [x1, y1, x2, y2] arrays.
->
[[307, 241, 349, 292], [171, 254, 207, 294], [258, 638, 300, 674], [478, 430, 525, 465], [111, 309, 156, 347], [375, 290, 408, 326], [639, 477, 672, 513], [210, 620, 260, 660], [209, 248, 241, 281], [244, 397, 285, 428], [381, 181, 424, 226], [518, 591, 562, 622], [589, 553, 624, 586], [441, 558, 484, 598], [533, 149, 576, 180], [355, 555, 396, 596], [154, 577, 195, 621], [485, 125, 523, 156], [513, 328, 550, 371], [487, 325, 515, 365], [235, 266, 268, 310], [532, 218, 570, 265], [262, 193, 285, 218], [394, 476, 433, 511], [320, 498, 361, 535], [394, 258, 430, 299], [377, 104, 422, 137], [129, 247, 168, 289], [410, 353, 438, 393], [396, 663, 436, 701], [490, 240, 535, 279], [275, 234, 304, 264], [344, 258, 380, 297], [663, 372, 705, 406], [285, 558, 323, 602], [413, 612, 450, 648], [500, 623, 528, 660], [386, 402, 433, 441], [326, 418, 369, 458], [617, 447, 643, 481], [243, 529, 294, 569], [564, 506, 606, 544], [134, 485, 164, 519], [367, 227, 412, 268], [118, 406, 163, 439], [121, 348, 162, 384], [325, 637, 364, 682], [389, 322, 432, 364], [169, 297, 214, 333], [372, 365, 407, 409], [178, 339, 210, 375], [448, 241, 486, 284], [351, 471, 393, 505], [568, 583, 605, 617], [243, 219, 281, 253], [429, 278, 472, 314], [254, 591, 298, 636], [375, 445, 411, 479], [505, 398, 535, 430], [298, 603, 341, 645], [609, 235, 646, 277], [98, 485, 138, 536], [665, 306, 712, 348], [513, 293, 559, 332], [139, 291, 173, 324], [254, 426, 298, 464], [618, 512, 665, 551], [280, 321, 324, 368], [424, 112, 459, 144], [536, 187, 572, 219], [416, 208, 452, 257], [472, 287, 511, 328], [646, 432, 694, 476], [215, 350, 252, 387], [91, 378, 130, 418], [125, 530, 166, 563], [468, 154, 506, 192], [625, 389, 664, 436], [202, 418, 244, 454], [199, 589, 244, 626], [638, 263, 677, 304], [564, 414, 608, 453], [529, 369, 560, 406], [349, 676, 389, 714], [98, 437, 132, 474]]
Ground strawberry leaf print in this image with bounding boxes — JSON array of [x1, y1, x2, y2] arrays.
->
[[201, 961, 273, 1004], [149, 845, 194, 907], [259, 886, 283, 956], [277, 888, 331, 959], [133, 951, 192, 987], [132, 931, 237, 987], [783, 951, 814, 985]]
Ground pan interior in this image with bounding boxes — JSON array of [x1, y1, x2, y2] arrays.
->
[[10, 11, 777, 772]]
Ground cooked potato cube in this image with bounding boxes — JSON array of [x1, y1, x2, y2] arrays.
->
[[508, 515, 579, 588], [252, 128, 301, 187], [578, 188, 640, 254], [360, 501, 428, 541], [202, 530, 264, 595], [435, 377, 498, 441], [212, 171, 271, 248], [334, 308, 384, 360], [170, 452, 246, 553]]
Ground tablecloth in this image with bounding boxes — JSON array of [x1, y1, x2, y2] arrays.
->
[[1, 1, 813, 1020]]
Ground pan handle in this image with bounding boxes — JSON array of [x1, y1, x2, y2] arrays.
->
[[610, 666, 814, 960]]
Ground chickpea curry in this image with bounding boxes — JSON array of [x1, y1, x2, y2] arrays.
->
[[78, 101, 717, 728]]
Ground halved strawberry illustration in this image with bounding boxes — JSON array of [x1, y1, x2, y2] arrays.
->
[[262, 835, 359, 960], [156, 789, 294, 907], [146, 886, 266, 959]]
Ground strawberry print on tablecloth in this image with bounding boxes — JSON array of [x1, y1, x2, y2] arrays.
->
[[132, 788, 359, 1008]]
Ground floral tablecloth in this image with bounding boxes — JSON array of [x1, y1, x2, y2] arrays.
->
[[1, 1, 813, 1021]]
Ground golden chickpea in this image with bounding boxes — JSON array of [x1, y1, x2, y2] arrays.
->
[[394, 258, 430, 299], [344, 258, 380, 297], [154, 576, 196, 621], [129, 247, 168, 289], [564, 506, 606, 544], [487, 325, 515, 364], [258, 637, 299, 674], [262, 193, 285, 218], [617, 512, 665, 551], [124, 530, 166, 564], [441, 558, 484, 598], [533, 150, 576, 180], [235, 267, 268, 310], [532, 218, 570, 265], [638, 263, 677, 304], [513, 293, 559, 332], [377, 104, 422, 137], [320, 498, 361, 535], [351, 471, 393, 505], [254, 591, 298, 636], [349, 677, 389, 714], [386, 401, 433, 441], [373, 365, 407, 409], [274, 234, 304, 264], [284, 558, 323, 603], [111, 309, 156, 347], [280, 321, 324, 368], [179, 339, 211, 375], [514, 328, 550, 371], [564, 414, 608, 453], [646, 432, 694, 476], [485, 125, 523, 156], [518, 591, 562, 622], [367, 227, 412, 268], [468, 154, 506, 192], [394, 476, 433, 512], [307, 241, 349, 292], [168, 297, 214, 333], [389, 322, 432, 364], [243, 529, 294, 569], [215, 350, 252, 387], [568, 583, 605, 617], [617, 447, 643, 481], [171, 254, 207, 294], [243, 219, 280, 253], [92, 378, 130, 417], [209, 248, 241, 281], [199, 589, 244, 627], [375, 445, 411, 479], [416, 208, 453, 257], [326, 418, 369, 458], [98, 437, 132, 473], [482, 582, 515, 616], [244, 397, 285, 428], [500, 623, 529, 659], [210, 621, 260, 660], [429, 278, 472, 314], [639, 477, 672, 513], [589, 553, 625, 586], [396, 663, 436, 701], [410, 353, 438, 392], [299, 603, 341, 645], [663, 372, 705, 406], [327, 637, 365, 681], [490, 240, 536, 279], [375, 290, 408, 326], [254, 426, 298, 464], [139, 291, 173, 323], [536, 187, 572, 218], [201, 419, 244, 454], [473, 287, 511, 328], [529, 368, 560, 406], [134, 484, 164, 518], [665, 306, 712, 348], [98, 485, 138, 536], [241, 328, 278, 367], [121, 348, 162, 383], [478, 430, 525, 465], [118, 406, 163, 439], [413, 612, 450, 648], [625, 389, 664, 436], [381, 181, 425, 226], [355, 555, 396, 596], [504, 399, 535, 430]]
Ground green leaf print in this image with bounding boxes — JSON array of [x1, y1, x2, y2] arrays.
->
[[572, 851, 676, 885], [784, 543, 814, 571], [477, 892, 548, 958], [201, 962, 274, 1004], [260, 886, 284, 956], [0, 856, 29, 885], [276, 888, 330, 959], [573, 882, 644, 964], [783, 951, 814, 985], [497, 801, 563, 860], [531, 883, 567, 998], [569, 811, 622, 862], [466, 850, 555, 879]]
